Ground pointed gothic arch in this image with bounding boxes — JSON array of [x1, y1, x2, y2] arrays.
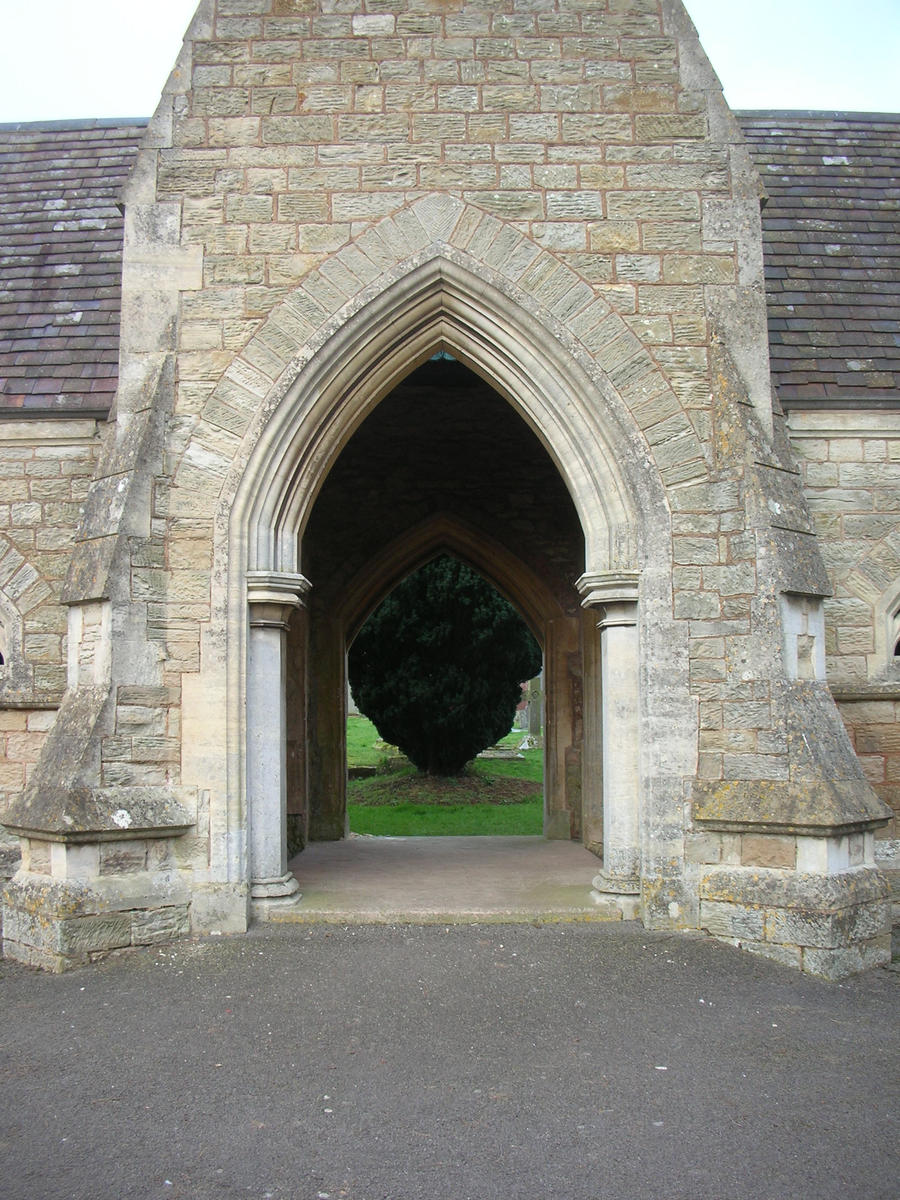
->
[[220, 245, 660, 900], [233, 252, 646, 581]]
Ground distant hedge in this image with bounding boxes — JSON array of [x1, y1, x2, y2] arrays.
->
[[348, 555, 541, 776]]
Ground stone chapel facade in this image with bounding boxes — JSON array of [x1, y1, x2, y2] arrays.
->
[[0, 0, 897, 976]]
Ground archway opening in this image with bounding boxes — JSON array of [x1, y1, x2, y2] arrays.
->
[[345, 552, 544, 837], [291, 356, 588, 853]]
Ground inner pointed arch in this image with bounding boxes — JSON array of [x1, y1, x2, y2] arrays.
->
[[338, 513, 566, 647]]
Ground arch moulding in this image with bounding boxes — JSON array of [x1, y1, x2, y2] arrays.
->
[[207, 214, 666, 901], [178, 194, 683, 593], [231, 253, 645, 583]]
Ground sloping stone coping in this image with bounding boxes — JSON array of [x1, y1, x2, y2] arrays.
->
[[3, 786, 195, 843], [692, 779, 892, 838]]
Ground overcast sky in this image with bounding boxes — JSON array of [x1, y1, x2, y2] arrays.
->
[[0, 0, 897, 123]]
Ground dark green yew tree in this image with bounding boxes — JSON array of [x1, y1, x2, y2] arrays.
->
[[348, 555, 542, 776]]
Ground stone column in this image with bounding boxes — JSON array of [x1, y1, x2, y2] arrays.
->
[[578, 573, 641, 909], [247, 572, 310, 900]]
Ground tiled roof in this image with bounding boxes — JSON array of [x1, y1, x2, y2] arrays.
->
[[0, 114, 897, 415], [738, 111, 899, 407], [0, 119, 145, 414]]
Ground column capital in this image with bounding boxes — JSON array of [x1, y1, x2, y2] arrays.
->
[[594, 601, 638, 630], [247, 571, 311, 628], [576, 570, 639, 609]]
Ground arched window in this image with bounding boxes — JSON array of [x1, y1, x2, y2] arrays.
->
[[867, 580, 900, 675], [875, 582, 900, 673]]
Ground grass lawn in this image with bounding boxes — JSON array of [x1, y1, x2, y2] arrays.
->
[[349, 798, 543, 836], [346, 715, 543, 836], [346, 713, 389, 769]]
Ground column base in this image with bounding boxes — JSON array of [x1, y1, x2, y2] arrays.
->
[[591, 870, 641, 920], [250, 871, 301, 900], [592, 869, 640, 895], [592, 873, 643, 916]]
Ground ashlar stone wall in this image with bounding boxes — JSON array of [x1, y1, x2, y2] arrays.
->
[[166, 0, 748, 420]]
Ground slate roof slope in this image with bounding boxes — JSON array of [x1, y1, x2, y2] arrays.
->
[[738, 111, 900, 406], [0, 114, 897, 415], [0, 119, 145, 414]]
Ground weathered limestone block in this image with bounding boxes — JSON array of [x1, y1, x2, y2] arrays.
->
[[131, 904, 191, 945], [699, 867, 890, 979], [693, 777, 891, 837], [699, 897, 766, 940], [740, 834, 796, 869], [58, 912, 134, 955], [2, 868, 191, 972]]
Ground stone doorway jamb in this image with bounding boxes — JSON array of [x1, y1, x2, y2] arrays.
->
[[247, 571, 310, 901], [578, 572, 641, 916]]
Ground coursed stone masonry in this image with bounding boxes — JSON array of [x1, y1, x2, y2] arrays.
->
[[0, 420, 103, 881], [787, 410, 900, 858]]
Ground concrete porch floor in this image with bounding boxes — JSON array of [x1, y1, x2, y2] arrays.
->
[[269, 835, 619, 925]]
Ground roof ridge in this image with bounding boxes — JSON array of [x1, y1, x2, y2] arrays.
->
[[0, 118, 149, 133], [737, 109, 900, 122]]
